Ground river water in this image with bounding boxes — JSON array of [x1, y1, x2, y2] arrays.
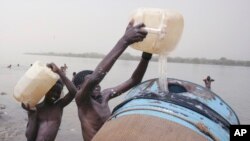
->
[[0, 54, 249, 141]]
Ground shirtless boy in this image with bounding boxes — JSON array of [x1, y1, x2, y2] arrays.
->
[[22, 63, 76, 141], [73, 20, 152, 141]]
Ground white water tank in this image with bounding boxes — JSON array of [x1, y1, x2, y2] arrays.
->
[[14, 61, 59, 107]]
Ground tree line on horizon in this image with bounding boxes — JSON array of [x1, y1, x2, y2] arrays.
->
[[25, 52, 250, 67]]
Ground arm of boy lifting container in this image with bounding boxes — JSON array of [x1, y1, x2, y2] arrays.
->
[[77, 20, 148, 100], [105, 52, 152, 100], [47, 63, 77, 107], [21, 103, 38, 141]]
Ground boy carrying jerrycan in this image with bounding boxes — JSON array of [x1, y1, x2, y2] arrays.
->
[[14, 62, 76, 141]]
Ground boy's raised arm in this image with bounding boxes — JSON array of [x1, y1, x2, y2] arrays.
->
[[47, 63, 77, 107], [104, 52, 152, 100], [77, 20, 148, 100]]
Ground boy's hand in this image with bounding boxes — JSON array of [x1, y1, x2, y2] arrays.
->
[[122, 19, 148, 45], [141, 52, 152, 61], [47, 63, 60, 74], [21, 103, 36, 112]]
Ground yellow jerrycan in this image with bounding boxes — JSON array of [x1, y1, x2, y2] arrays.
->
[[130, 8, 184, 54], [14, 61, 59, 107]]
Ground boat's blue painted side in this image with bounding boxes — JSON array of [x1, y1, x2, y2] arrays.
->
[[111, 78, 240, 141]]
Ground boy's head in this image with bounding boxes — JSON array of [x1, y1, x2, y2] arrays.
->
[[207, 76, 211, 81], [45, 79, 64, 103], [72, 70, 93, 89], [72, 70, 101, 98]]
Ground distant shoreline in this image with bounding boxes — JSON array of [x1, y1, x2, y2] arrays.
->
[[25, 52, 250, 67]]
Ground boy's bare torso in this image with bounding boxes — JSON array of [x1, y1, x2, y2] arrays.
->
[[76, 92, 111, 141], [35, 103, 63, 141]]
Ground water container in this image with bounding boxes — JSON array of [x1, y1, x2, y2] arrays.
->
[[130, 8, 184, 54], [14, 61, 59, 108], [92, 78, 239, 141]]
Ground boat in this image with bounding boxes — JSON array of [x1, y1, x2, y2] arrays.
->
[[92, 78, 239, 141]]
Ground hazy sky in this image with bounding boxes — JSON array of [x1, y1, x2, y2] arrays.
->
[[1, 0, 250, 60]]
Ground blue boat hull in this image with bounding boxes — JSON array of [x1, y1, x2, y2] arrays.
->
[[94, 78, 240, 141]]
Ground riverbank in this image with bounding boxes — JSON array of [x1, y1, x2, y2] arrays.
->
[[25, 52, 250, 67]]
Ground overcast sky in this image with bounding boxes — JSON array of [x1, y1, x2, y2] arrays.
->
[[0, 0, 250, 60]]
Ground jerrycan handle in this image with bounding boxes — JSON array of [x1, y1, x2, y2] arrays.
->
[[143, 26, 166, 40], [144, 27, 166, 35], [143, 11, 167, 39]]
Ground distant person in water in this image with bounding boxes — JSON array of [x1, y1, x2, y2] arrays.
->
[[203, 76, 214, 89], [72, 20, 151, 141], [64, 64, 68, 70], [7, 64, 11, 69], [21, 63, 76, 141], [60, 66, 64, 70], [60, 64, 68, 73], [17, 64, 20, 67]]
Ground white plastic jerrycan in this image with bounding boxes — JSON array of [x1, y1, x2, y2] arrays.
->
[[130, 8, 184, 54], [14, 61, 59, 108]]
